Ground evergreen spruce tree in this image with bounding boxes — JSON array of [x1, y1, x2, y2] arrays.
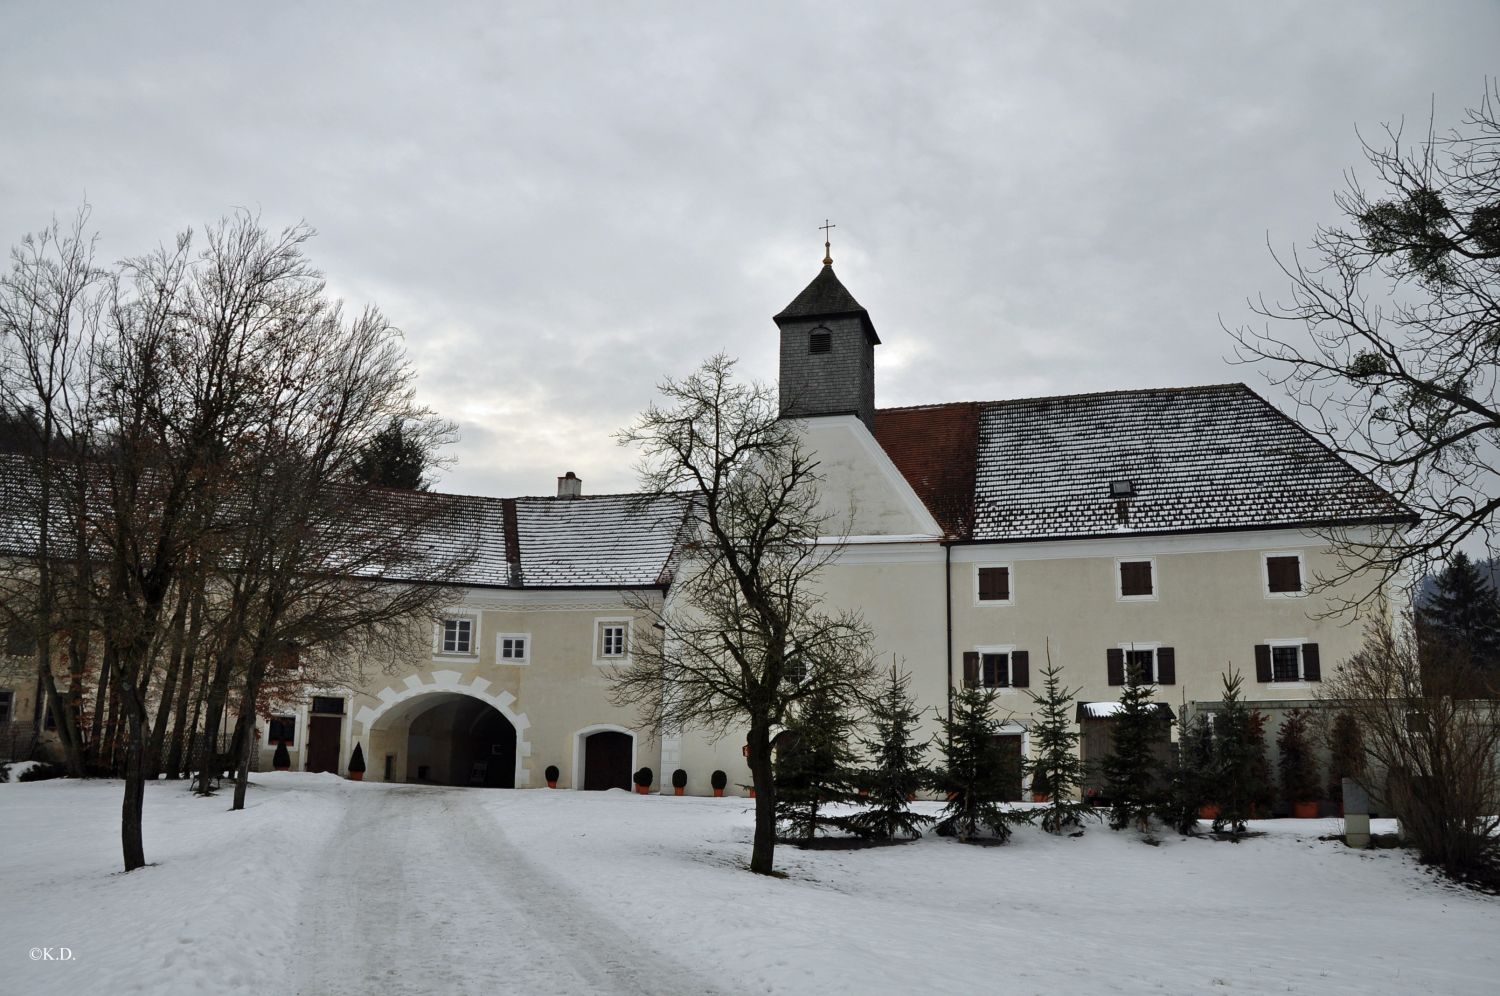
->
[[1275, 709, 1320, 810], [1026, 658, 1094, 834], [1161, 710, 1214, 835], [773, 681, 863, 842], [933, 686, 1029, 842], [1210, 668, 1266, 837], [847, 665, 933, 841], [1103, 660, 1164, 831], [352, 417, 431, 490], [1420, 551, 1500, 682]]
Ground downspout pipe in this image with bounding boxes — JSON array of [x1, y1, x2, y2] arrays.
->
[[944, 540, 953, 730]]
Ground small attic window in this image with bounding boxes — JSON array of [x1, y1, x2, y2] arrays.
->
[[1110, 480, 1136, 499], [808, 329, 832, 354]]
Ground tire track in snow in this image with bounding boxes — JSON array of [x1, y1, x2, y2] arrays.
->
[[294, 786, 721, 996]]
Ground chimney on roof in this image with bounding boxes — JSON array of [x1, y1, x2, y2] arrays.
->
[[557, 471, 582, 499]]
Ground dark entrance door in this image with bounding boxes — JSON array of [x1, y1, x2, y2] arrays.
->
[[307, 715, 341, 773], [582, 731, 632, 790]]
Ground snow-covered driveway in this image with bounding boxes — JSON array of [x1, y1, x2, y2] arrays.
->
[[294, 785, 718, 996]]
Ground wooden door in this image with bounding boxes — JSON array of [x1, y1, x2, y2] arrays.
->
[[992, 734, 1024, 802], [582, 731, 632, 791], [307, 715, 342, 773]]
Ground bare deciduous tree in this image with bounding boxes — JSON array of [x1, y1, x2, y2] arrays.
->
[[1321, 613, 1500, 883], [609, 355, 877, 876], [1230, 82, 1500, 593]]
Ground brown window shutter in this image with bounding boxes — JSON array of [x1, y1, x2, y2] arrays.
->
[[1120, 561, 1153, 596], [1011, 650, 1029, 688], [1107, 648, 1125, 686], [1267, 556, 1301, 593], [962, 651, 979, 689], [1254, 644, 1272, 683], [978, 567, 1010, 601], [1302, 643, 1320, 681], [1157, 647, 1175, 685]]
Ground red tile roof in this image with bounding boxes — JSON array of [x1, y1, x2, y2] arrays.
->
[[873, 403, 980, 538]]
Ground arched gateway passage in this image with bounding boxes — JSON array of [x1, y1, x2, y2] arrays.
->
[[361, 686, 527, 788]]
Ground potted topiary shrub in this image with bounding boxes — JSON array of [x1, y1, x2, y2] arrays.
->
[[273, 741, 291, 772], [545, 764, 560, 789], [348, 742, 366, 781], [710, 769, 728, 798], [672, 768, 688, 796], [634, 766, 653, 795]]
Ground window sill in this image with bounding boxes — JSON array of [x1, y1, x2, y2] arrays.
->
[[1264, 680, 1314, 689], [1116, 595, 1158, 603], [431, 652, 478, 662], [593, 657, 630, 667], [974, 599, 1015, 608], [1264, 591, 1307, 600]]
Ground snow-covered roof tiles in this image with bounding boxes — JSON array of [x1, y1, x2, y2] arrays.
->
[[876, 384, 1413, 542], [511, 493, 685, 588]]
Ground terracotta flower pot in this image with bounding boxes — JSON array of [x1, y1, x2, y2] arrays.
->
[[674, 787, 684, 796], [348, 771, 363, 781], [636, 785, 650, 795], [1293, 800, 1319, 819], [1198, 804, 1221, 820], [1033, 792, 1050, 803], [713, 788, 724, 798], [546, 780, 558, 789]]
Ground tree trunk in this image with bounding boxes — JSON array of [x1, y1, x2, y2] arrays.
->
[[230, 656, 266, 811], [118, 688, 149, 872], [193, 648, 239, 795], [747, 721, 777, 875], [86, 644, 114, 773], [146, 588, 192, 778]]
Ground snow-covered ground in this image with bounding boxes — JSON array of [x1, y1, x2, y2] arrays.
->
[[1, 775, 1495, 995]]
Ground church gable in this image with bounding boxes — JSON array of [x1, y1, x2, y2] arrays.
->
[[798, 416, 943, 539]]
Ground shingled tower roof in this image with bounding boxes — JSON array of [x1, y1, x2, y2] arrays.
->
[[773, 266, 880, 344]]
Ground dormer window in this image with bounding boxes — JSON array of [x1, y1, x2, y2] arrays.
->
[[808, 329, 832, 354], [1110, 479, 1136, 499]]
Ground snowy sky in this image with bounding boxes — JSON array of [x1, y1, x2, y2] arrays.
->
[[2, 2, 1496, 498]]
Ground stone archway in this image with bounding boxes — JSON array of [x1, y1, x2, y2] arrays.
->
[[354, 670, 533, 786]]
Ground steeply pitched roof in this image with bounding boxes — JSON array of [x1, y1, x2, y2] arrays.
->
[[874, 384, 1413, 543], [773, 266, 881, 344], [873, 403, 980, 537]]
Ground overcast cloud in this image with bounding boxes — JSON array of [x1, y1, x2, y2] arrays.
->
[[2, 2, 1496, 498]]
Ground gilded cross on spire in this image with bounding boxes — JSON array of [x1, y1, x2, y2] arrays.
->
[[820, 219, 835, 266]]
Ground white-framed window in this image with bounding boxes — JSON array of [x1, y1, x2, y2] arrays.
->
[[962, 645, 1028, 691], [1107, 642, 1176, 686], [1262, 551, 1306, 598], [1116, 558, 1157, 601], [497, 633, 530, 665], [974, 563, 1014, 606], [593, 618, 631, 664], [0, 688, 13, 724], [1256, 639, 1321, 683], [434, 613, 478, 657]]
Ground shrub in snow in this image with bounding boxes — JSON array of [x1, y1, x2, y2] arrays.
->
[[775, 681, 864, 841], [1276, 709, 1321, 807], [17, 761, 66, 783], [672, 768, 687, 789], [1103, 660, 1164, 831], [933, 685, 1029, 842], [1027, 656, 1094, 834], [1208, 668, 1269, 836], [633, 767, 653, 788], [545, 765, 560, 784], [348, 742, 366, 775], [847, 665, 932, 841], [710, 770, 728, 791], [273, 741, 291, 771], [1325, 712, 1366, 810], [1161, 711, 1215, 835]]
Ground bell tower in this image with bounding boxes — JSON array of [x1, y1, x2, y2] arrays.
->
[[773, 226, 880, 430]]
